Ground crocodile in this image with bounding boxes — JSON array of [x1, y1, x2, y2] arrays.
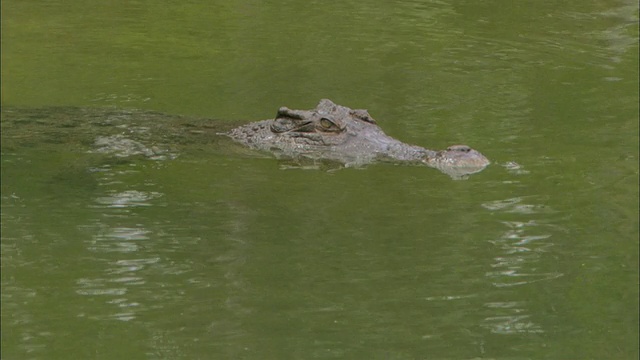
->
[[226, 99, 489, 177], [1, 101, 489, 178]]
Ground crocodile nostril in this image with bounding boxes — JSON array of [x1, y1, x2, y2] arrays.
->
[[447, 145, 471, 153]]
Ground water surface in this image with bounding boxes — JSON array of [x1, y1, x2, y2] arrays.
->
[[2, 0, 638, 359]]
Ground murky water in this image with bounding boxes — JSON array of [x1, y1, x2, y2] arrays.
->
[[2, 0, 638, 359]]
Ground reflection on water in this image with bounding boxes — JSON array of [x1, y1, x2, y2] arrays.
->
[[2, 0, 637, 357], [77, 213, 158, 321], [1, 276, 46, 355], [503, 161, 530, 176], [72, 160, 164, 322], [482, 301, 544, 335], [481, 196, 565, 336], [68, 158, 253, 338], [95, 190, 163, 209], [482, 196, 552, 214], [85, 226, 151, 253]]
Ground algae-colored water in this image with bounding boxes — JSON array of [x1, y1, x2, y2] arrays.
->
[[2, 0, 638, 358]]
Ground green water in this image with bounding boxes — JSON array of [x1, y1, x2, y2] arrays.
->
[[2, 0, 638, 359]]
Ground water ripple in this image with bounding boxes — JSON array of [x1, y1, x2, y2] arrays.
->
[[94, 190, 163, 208], [482, 197, 553, 214]]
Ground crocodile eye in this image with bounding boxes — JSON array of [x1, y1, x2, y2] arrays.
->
[[320, 118, 334, 129]]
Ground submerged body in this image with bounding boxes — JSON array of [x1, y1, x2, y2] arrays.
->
[[227, 99, 489, 177]]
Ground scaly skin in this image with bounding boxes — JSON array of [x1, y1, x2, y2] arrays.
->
[[226, 99, 489, 177]]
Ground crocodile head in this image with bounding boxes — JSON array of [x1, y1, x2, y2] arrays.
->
[[226, 99, 391, 163], [227, 99, 490, 177], [266, 99, 379, 146]]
